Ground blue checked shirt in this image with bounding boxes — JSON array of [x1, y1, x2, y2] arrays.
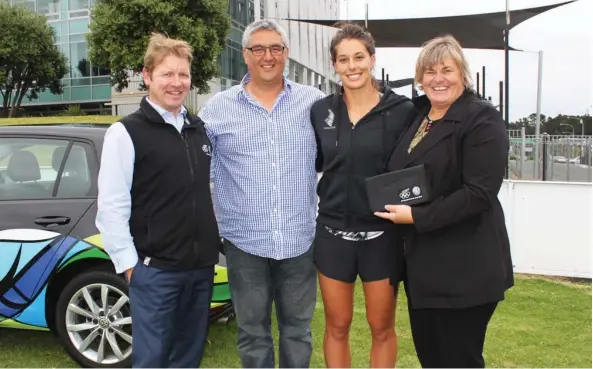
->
[[199, 74, 324, 260]]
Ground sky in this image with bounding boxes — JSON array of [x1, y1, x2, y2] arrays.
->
[[337, 0, 592, 122]]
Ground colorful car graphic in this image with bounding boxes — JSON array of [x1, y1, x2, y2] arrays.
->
[[0, 228, 233, 367]]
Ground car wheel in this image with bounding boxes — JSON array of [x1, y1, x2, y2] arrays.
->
[[54, 270, 132, 368]]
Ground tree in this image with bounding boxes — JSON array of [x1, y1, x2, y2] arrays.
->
[[510, 114, 548, 135], [77, 58, 91, 77], [88, 0, 231, 94], [511, 113, 592, 136], [544, 114, 591, 136], [0, 3, 68, 118]]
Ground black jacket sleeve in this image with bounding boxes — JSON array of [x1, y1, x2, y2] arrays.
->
[[411, 105, 509, 233]]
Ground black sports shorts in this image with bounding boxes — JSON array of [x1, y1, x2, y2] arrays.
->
[[313, 223, 403, 284]]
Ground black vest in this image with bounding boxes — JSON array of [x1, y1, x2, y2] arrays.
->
[[121, 98, 219, 270]]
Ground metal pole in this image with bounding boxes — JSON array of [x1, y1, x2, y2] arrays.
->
[[365, 1, 368, 28], [254, 0, 260, 20], [566, 146, 570, 181], [520, 127, 526, 179], [534, 50, 543, 178], [482, 65, 486, 99], [476, 72, 480, 99], [382, 68, 385, 86], [504, 0, 510, 171], [499, 81, 504, 117], [542, 133, 548, 181], [550, 136, 555, 180]]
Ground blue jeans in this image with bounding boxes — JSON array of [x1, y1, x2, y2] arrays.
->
[[223, 240, 317, 368]]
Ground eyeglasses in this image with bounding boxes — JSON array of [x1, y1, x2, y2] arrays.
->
[[246, 45, 286, 56]]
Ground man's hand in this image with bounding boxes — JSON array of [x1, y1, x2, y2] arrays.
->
[[374, 205, 414, 224], [125, 268, 134, 282]]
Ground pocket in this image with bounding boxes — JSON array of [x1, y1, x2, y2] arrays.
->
[[129, 260, 141, 285], [317, 173, 346, 214]]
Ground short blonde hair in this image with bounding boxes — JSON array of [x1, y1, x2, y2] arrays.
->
[[143, 32, 193, 74], [415, 35, 472, 90]]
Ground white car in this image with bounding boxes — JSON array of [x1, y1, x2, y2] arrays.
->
[[553, 156, 568, 163]]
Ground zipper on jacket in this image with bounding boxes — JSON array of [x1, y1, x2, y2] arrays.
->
[[343, 114, 372, 230], [344, 113, 377, 229], [337, 91, 405, 229], [182, 128, 200, 261], [181, 129, 196, 184]]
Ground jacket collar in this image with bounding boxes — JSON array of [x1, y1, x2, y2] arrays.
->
[[140, 96, 192, 121], [391, 89, 477, 169], [413, 88, 476, 122], [237, 72, 293, 102], [140, 96, 169, 124], [139, 96, 201, 128]]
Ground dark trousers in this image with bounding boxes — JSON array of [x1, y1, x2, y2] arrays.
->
[[129, 260, 214, 368], [408, 301, 498, 368], [223, 240, 317, 368]]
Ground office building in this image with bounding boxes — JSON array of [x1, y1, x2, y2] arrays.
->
[[6, 0, 110, 114], [265, 0, 340, 94], [5, 0, 340, 115], [181, 0, 341, 113]]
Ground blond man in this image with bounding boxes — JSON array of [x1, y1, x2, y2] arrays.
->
[[96, 33, 220, 368]]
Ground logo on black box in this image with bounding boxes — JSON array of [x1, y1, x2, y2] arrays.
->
[[399, 186, 423, 203], [399, 188, 411, 200]]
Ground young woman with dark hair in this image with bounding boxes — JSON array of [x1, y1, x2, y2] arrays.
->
[[310, 23, 416, 368]]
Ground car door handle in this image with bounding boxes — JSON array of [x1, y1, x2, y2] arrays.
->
[[35, 216, 71, 227]]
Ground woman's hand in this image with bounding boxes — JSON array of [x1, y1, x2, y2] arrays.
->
[[374, 205, 414, 224]]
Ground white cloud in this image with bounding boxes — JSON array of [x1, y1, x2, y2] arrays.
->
[[337, 0, 592, 121]]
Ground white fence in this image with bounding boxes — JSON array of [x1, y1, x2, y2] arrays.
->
[[499, 180, 592, 278]]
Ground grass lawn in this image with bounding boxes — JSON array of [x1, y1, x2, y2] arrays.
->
[[0, 116, 121, 126], [0, 275, 590, 368]]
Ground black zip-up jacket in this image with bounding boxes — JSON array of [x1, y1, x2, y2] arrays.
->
[[311, 87, 416, 231], [120, 97, 220, 270]]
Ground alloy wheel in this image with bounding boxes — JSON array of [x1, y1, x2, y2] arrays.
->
[[64, 283, 132, 365]]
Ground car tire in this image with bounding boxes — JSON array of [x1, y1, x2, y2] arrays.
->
[[54, 270, 132, 368]]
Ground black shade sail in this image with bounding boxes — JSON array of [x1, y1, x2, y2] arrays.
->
[[284, 1, 575, 51]]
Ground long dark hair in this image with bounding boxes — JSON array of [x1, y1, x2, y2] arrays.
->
[[329, 22, 380, 90]]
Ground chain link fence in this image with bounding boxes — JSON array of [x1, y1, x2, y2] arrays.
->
[[508, 129, 592, 182]]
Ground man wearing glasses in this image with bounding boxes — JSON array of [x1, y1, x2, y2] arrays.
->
[[198, 20, 324, 368]]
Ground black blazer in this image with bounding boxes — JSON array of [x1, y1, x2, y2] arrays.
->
[[388, 90, 514, 309]]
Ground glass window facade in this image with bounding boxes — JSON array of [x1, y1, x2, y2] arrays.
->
[[9, 0, 260, 105], [8, 0, 110, 106], [221, 0, 261, 88]]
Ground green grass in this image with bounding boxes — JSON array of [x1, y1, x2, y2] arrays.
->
[[0, 116, 121, 126], [0, 275, 590, 368]]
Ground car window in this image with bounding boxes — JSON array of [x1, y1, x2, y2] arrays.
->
[[0, 138, 67, 200], [54, 143, 93, 198]]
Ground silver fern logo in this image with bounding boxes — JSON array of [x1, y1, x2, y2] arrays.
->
[[202, 144, 212, 156], [324, 109, 335, 128]]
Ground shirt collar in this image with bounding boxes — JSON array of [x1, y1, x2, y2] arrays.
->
[[237, 72, 293, 101], [146, 97, 187, 120]]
